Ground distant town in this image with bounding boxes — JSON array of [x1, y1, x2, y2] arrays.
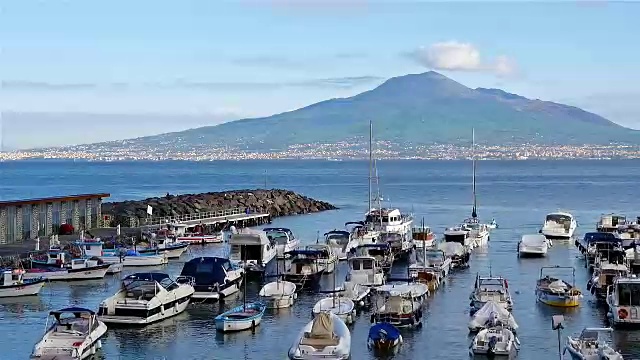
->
[[1, 140, 640, 161]]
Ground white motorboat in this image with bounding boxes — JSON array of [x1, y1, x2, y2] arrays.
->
[[31, 307, 107, 360], [468, 300, 519, 333], [597, 214, 627, 233], [100, 248, 168, 267], [25, 258, 110, 281], [138, 237, 189, 259], [464, 220, 490, 248], [607, 274, 640, 328], [438, 242, 470, 269], [371, 284, 426, 329], [229, 229, 277, 274], [283, 249, 326, 290], [313, 296, 356, 325], [351, 243, 394, 273], [336, 281, 371, 308], [565, 327, 624, 360], [443, 225, 473, 248], [345, 256, 385, 287], [176, 257, 244, 301], [469, 273, 513, 313], [470, 326, 518, 357], [259, 280, 297, 309], [305, 244, 339, 274], [518, 234, 551, 257], [0, 269, 45, 298], [98, 272, 194, 325], [324, 230, 353, 260], [541, 212, 577, 239], [288, 312, 351, 360], [265, 227, 300, 259], [412, 218, 436, 249]]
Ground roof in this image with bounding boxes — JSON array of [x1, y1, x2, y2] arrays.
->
[[546, 212, 573, 218], [0, 193, 110, 207], [325, 230, 350, 237]]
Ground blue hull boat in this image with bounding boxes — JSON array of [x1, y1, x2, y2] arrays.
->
[[215, 302, 266, 333], [368, 322, 403, 351]]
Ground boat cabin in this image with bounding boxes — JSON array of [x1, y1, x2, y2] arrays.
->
[[352, 244, 392, 269], [345, 221, 367, 238], [365, 208, 412, 233], [229, 231, 274, 264], [412, 226, 434, 241], [544, 213, 574, 230], [285, 250, 324, 273], [177, 257, 241, 294], [346, 256, 384, 286], [325, 230, 351, 247], [598, 214, 627, 233], [75, 240, 104, 258], [264, 227, 296, 246], [47, 307, 100, 335], [2, 269, 25, 286]]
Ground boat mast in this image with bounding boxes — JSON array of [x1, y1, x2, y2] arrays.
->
[[243, 244, 247, 311], [471, 128, 477, 220], [368, 120, 373, 230]]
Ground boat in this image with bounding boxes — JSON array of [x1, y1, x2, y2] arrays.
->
[[288, 311, 351, 360], [577, 232, 619, 255], [305, 244, 339, 274], [100, 248, 169, 267], [313, 263, 356, 325], [518, 234, 551, 257], [106, 263, 124, 274], [25, 257, 110, 281], [351, 244, 394, 273], [176, 256, 244, 301], [607, 274, 640, 328], [438, 242, 470, 269], [541, 212, 577, 240], [371, 284, 426, 328], [469, 273, 513, 313], [367, 322, 403, 352], [408, 247, 452, 288], [345, 255, 385, 287], [535, 266, 582, 307], [468, 300, 519, 333], [0, 269, 45, 298], [443, 225, 472, 248], [412, 218, 436, 249], [265, 227, 300, 259], [588, 262, 629, 302], [564, 327, 624, 360], [30, 307, 107, 360], [376, 283, 429, 307], [324, 230, 353, 260], [283, 249, 326, 290], [464, 220, 490, 249], [336, 281, 371, 309], [585, 238, 625, 271], [137, 237, 189, 258], [470, 326, 518, 357], [174, 223, 223, 244], [229, 229, 277, 274], [97, 272, 194, 325], [488, 219, 498, 229], [598, 214, 628, 233], [259, 279, 297, 309]]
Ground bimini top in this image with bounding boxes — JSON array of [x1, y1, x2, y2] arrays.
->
[[345, 221, 365, 227], [50, 307, 95, 316], [180, 257, 234, 286]]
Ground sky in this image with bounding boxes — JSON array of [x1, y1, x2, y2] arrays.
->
[[1, 0, 639, 149]]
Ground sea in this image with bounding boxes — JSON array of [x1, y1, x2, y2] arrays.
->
[[1, 159, 640, 360]]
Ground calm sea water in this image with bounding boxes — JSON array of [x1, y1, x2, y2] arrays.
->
[[1, 159, 640, 360]]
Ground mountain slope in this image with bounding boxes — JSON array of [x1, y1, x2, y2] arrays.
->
[[75, 72, 640, 150]]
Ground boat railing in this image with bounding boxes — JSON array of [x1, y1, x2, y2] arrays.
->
[[138, 208, 268, 227]]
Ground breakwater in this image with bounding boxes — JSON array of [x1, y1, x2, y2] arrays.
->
[[101, 188, 337, 226]]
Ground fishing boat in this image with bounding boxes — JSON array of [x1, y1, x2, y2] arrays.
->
[[137, 237, 189, 258], [265, 227, 300, 259], [100, 248, 168, 267], [535, 266, 582, 307], [351, 244, 394, 273], [229, 229, 277, 274], [606, 274, 640, 328], [313, 265, 356, 325], [518, 234, 551, 257], [371, 283, 428, 328], [97, 272, 194, 325], [541, 212, 577, 240], [345, 255, 385, 287], [25, 257, 110, 281], [174, 223, 223, 244], [587, 261, 629, 301], [564, 327, 624, 360], [412, 218, 436, 249], [367, 322, 403, 352], [30, 307, 107, 360], [0, 269, 45, 298], [215, 246, 267, 332], [324, 230, 353, 260], [305, 244, 339, 274], [468, 300, 519, 333], [283, 249, 326, 290], [288, 312, 351, 360], [409, 247, 452, 291], [438, 242, 470, 269], [469, 273, 513, 313], [259, 279, 297, 309], [470, 326, 518, 357], [176, 257, 244, 301]]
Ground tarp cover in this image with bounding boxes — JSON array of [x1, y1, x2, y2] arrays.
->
[[468, 300, 518, 331], [309, 311, 334, 339], [438, 242, 464, 256], [368, 323, 401, 342]]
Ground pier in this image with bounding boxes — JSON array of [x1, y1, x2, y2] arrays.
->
[[137, 208, 271, 230]]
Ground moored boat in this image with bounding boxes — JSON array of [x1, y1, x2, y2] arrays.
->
[[25, 258, 110, 282], [313, 296, 356, 325], [469, 273, 513, 313], [351, 244, 393, 273], [607, 274, 640, 328], [564, 327, 623, 360], [438, 242, 470, 269], [265, 227, 300, 259], [176, 257, 244, 301], [535, 266, 582, 307], [288, 312, 351, 360], [137, 237, 188, 258], [0, 269, 45, 298], [412, 218, 436, 249], [367, 322, 402, 352], [541, 212, 577, 240], [324, 230, 353, 261], [518, 234, 550, 257], [283, 249, 326, 290], [597, 214, 627, 233], [305, 244, 339, 274], [214, 302, 267, 332], [259, 279, 297, 309], [229, 229, 277, 274], [100, 248, 168, 267], [468, 300, 519, 333], [470, 326, 518, 357]]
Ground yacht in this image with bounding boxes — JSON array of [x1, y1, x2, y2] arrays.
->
[[597, 214, 627, 233], [518, 234, 551, 257], [463, 220, 490, 248], [351, 243, 394, 273], [0, 269, 45, 298], [98, 272, 194, 325], [264, 227, 300, 259], [229, 229, 277, 274], [305, 244, 339, 274], [176, 257, 244, 301], [469, 274, 513, 313], [565, 327, 624, 360], [541, 212, 577, 239], [324, 230, 353, 260], [443, 225, 472, 247], [31, 307, 107, 360], [283, 249, 326, 290], [607, 274, 640, 328]]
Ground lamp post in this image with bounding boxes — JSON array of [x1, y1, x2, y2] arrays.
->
[[552, 315, 565, 360]]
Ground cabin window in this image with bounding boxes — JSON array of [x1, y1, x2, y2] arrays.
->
[[618, 283, 640, 306], [362, 260, 374, 270], [352, 262, 361, 271]]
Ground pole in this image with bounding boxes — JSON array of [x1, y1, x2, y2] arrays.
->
[[368, 120, 373, 217], [264, 169, 267, 189], [557, 326, 561, 360]]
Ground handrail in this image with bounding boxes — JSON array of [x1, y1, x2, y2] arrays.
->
[[133, 207, 269, 227]]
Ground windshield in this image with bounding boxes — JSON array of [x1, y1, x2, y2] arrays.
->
[[268, 233, 290, 245], [327, 233, 349, 245], [546, 214, 571, 223], [617, 282, 640, 306]]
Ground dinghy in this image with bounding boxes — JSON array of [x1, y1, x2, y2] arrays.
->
[[31, 307, 107, 360], [564, 327, 624, 360], [536, 266, 582, 307], [313, 296, 356, 325], [367, 322, 403, 352], [259, 280, 297, 309], [468, 300, 519, 333], [336, 281, 371, 308], [288, 312, 351, 360], [470, 326, 518, 357], [0, 269, 45, 298], [215, 302, 267, 332]]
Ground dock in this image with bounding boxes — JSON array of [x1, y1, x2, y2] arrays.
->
[[138, 207, 271, 230]]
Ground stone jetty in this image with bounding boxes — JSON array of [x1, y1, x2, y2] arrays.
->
[[101, 189, 337, 227]]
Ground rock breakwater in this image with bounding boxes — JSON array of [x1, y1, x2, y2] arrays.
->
[[101, 189, 337, 226]]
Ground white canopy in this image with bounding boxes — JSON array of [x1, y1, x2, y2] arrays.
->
[[468, 300, 518, 331]]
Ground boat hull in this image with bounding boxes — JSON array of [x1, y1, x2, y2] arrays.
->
[[106, 263, 124, 274], [176, 235, 222, 244], [139, 244, 188, 258], [98, 295, 191, 326], [192, 281, 242, 301], [536, 290, 580, 307], [24, 265, 109, 281], [215, 303, 266, 332], [0, 279, 45, 297], [100, 254, 167, 267]]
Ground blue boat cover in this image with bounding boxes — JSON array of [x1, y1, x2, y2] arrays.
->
[[123, 272, 170, 283], [180, 257, 233, 286], [583, 232, 618, 245], [368, 323, 401, 342]]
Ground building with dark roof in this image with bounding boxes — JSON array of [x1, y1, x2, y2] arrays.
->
[[0, 193, 110, 244]]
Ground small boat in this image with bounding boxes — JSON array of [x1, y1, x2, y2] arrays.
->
[[469, 273, 513, 313], [464, 219, 491, 248], [215, 302, 267, 332], [564, 327, 624, 360], [283, 249, 326, 290], [470, 326, 518, 357], [176, 257, 244, 301], [351, 244, 394, 273], [98, 272, 194, 325], [137, 237, 189, 258], [229, 229, 277, 274], [518, 234, 551, 257], [606, 274, 640, 328], [106, 263, 124, 274], [443, 224, 473, 248], [468, 300, 519, 333], [100, 248, 169, 267], [265, 227, 300, 259], [313, 296, 356, 325], [409, 247, 452, 291], [412, 218, 436, 249], [345, 255, 385, 287], [324, 230, 353, 261], [305, 244, 339, 274], [0, 269, 45, 298], [31, 307, 107, 360], [488, 219, 498, 229], [367, 322, 403, 352], [438, 242, 470, 269], [541, 212, 577, 240], [536, 266, 582, 307], [371, 283, 427, 328], [25, 258, 110, 281], [587, 261, 629, 301], [336, 281, 371, 308], [174, 223, 223, 244], [288, 312, 351, 360], [259, 279, 297, 309]]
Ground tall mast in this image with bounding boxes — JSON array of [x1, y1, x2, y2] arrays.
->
[[471, 128, 477, 220], [368, 120, 373, 215]]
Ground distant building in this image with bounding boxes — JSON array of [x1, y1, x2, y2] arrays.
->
[[0, 193, 110, 245]]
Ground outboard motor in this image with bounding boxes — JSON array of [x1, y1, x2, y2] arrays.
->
[[487, 336, 498, 356]]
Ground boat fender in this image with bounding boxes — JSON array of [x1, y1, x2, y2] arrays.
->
[[161, 306, 165, 315]]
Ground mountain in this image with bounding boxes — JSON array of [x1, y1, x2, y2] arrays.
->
[[45, 72, 640, 151]]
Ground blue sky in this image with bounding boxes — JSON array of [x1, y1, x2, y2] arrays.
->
[[2, 0, 639, 148]]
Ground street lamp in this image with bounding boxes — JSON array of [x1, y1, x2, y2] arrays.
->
[[552, 315, 565, 360]]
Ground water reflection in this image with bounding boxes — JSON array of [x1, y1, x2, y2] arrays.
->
[[0, 296, 46, 314]]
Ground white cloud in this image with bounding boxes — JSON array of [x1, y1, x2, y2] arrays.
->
[[408, 41, 517, 77]]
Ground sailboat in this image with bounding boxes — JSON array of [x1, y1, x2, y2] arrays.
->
[[313, 256, 356, 325], [461, 129, 490, 248], [215, 245, 267, 332]]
